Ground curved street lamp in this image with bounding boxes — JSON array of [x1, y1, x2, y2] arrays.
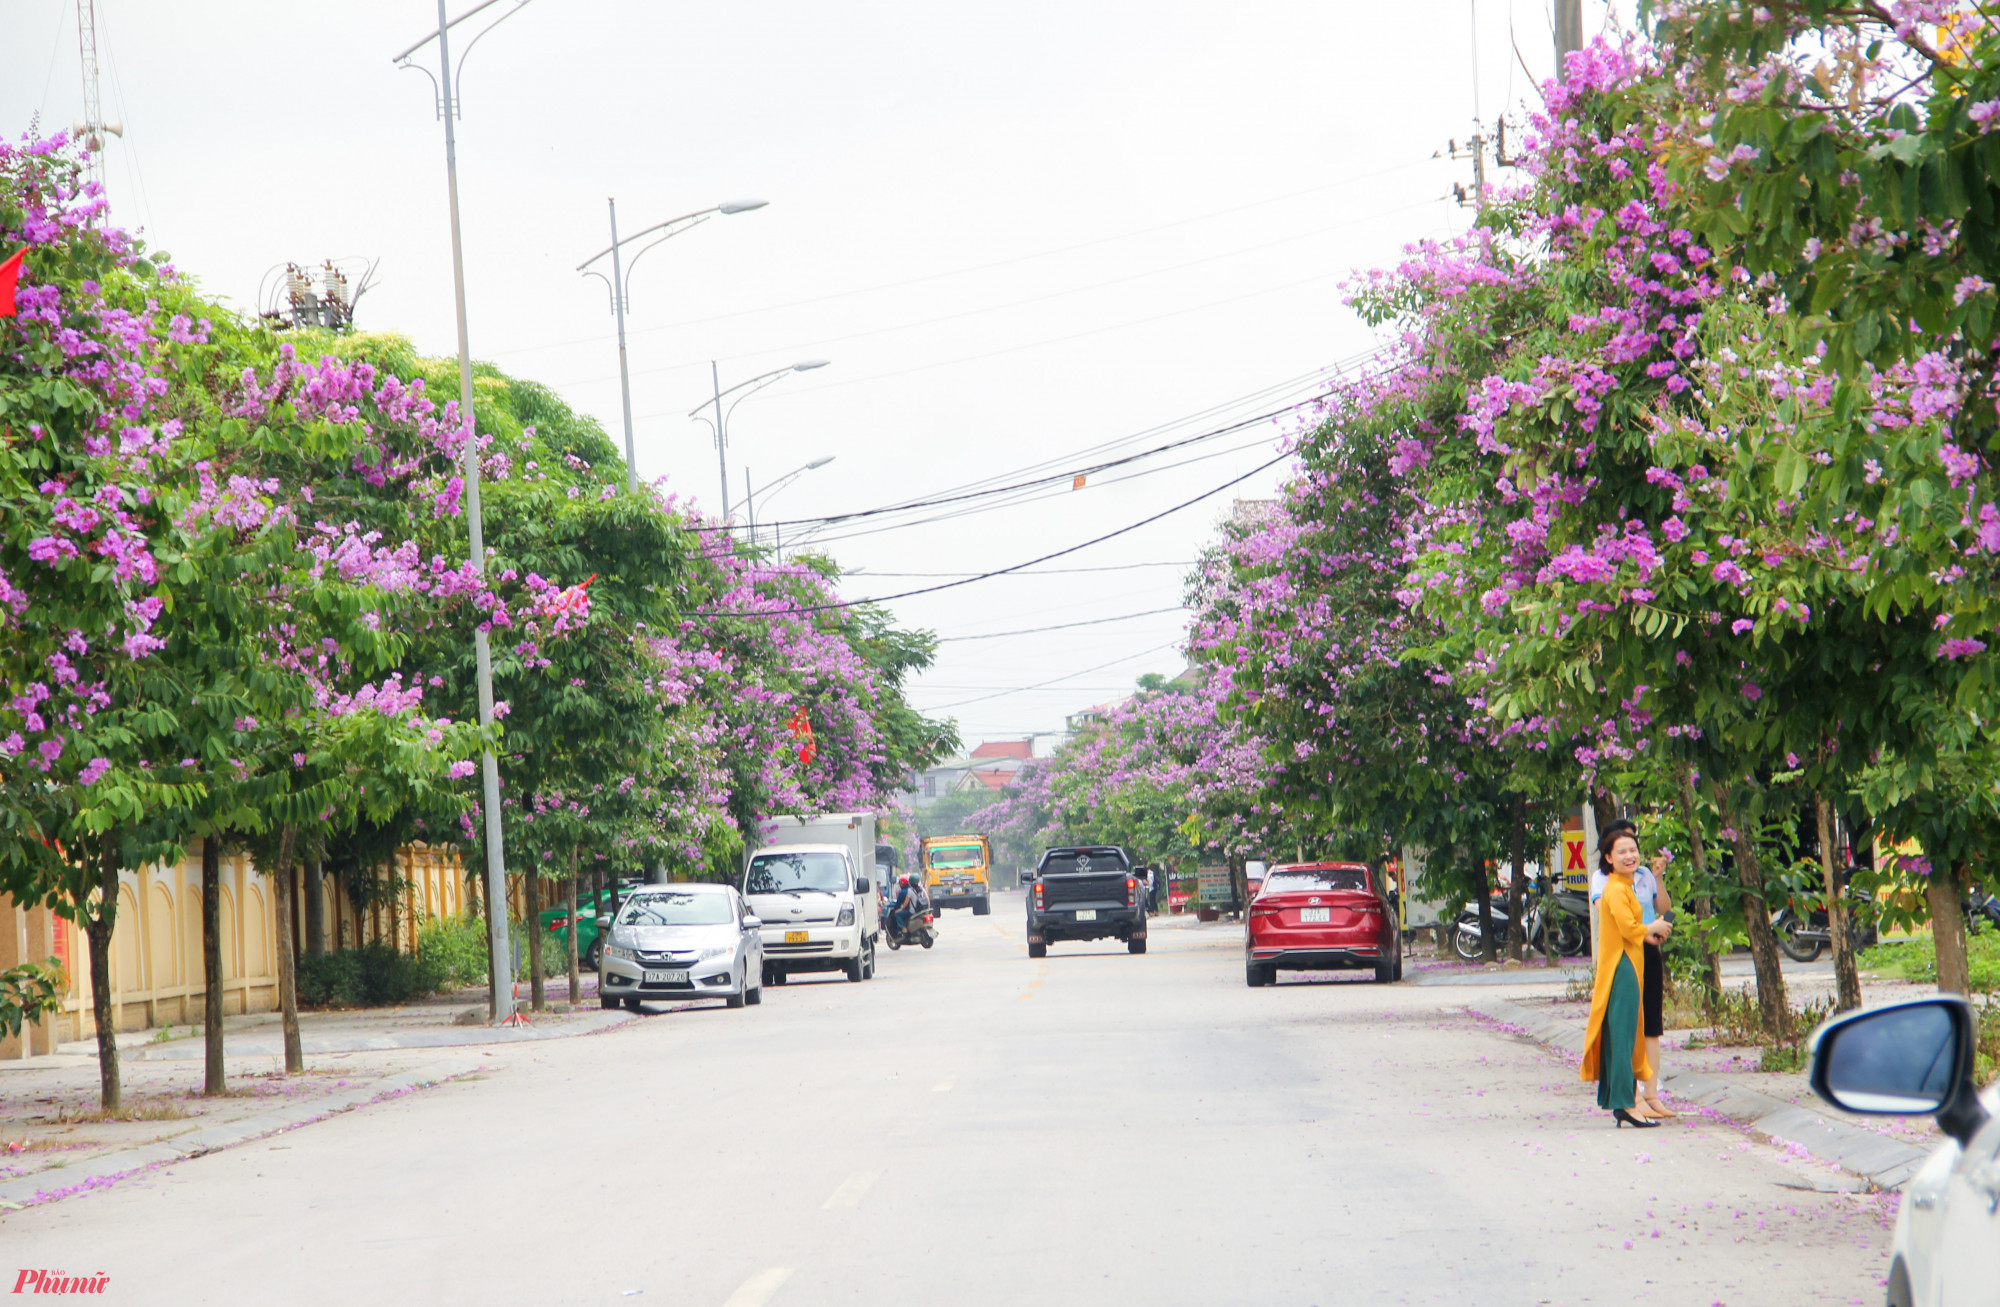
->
[[688, 360, 830, 522], [577, 199, 768, 493], [745, 455, 835, 554]]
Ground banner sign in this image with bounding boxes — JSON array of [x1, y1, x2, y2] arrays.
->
[[1561, 829, 1589, 892], [1197, 865, 1234, 906]]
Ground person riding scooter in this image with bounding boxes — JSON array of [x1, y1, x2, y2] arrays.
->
[[889, 874, 921, 941]]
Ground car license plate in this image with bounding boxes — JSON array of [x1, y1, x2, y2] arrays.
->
[[785, 930, 809, 944], [1074, 909, 1097, 921], [1300, 907, 1332, 923], [643, 969, 688, 983]]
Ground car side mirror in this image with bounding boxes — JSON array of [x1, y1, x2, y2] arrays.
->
[[1809, 996, 1989, 1146], [855, 878, 869, 894], [1019, 871, 1036, 883], [743, 916, 762, 931]]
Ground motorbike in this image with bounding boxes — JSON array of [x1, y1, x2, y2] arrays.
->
[[1770, 883, 1880, 962], [1452, 890, 1589, 960], [884, 906, 937, 950], [1966, 890, 2000, 936]]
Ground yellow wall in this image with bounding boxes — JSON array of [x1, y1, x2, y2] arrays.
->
[[0, 841, 469, 1059]]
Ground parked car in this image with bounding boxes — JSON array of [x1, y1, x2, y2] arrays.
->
[[1808, 996, 1999, 1306], [598, 884, 764, 1012], [1022, 845, 1146, 957], [540, 879, 645, 970], [1245, 861, 1402, 986]]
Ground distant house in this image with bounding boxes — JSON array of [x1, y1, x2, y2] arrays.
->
[[906, 734, 1066, 808]]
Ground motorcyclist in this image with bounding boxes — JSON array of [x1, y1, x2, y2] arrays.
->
[[889, 874, 919, 941]]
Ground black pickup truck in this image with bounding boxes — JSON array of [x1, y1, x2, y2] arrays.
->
[[1024, 845, 1146, 957]]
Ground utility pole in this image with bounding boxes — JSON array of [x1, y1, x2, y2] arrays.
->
[[607, 199, 639, 495], [1554, 0, 1583, 76]]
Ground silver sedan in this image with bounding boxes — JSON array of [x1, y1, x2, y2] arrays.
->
[[598, 884, 764, 1011]]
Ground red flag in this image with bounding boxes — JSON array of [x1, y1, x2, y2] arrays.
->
[[0, 249, 24, 317]]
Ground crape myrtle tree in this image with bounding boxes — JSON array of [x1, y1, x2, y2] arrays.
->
[[1377, 37, 2000, 1028]]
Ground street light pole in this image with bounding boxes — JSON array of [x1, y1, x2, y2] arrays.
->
[[607, 198, 637, 494], [578, 199, 766, 495], [401, 0, 527, 1024], [745, 456, 834, 562], [696, 359, 830, 524]]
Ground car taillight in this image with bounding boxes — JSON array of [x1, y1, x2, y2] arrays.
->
[[1125, 877, 1136, 905], [547, 915, 569, 931], [1034, 882, 1045, 909]]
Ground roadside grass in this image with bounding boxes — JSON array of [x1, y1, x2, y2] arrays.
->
[[45, 1100, 192, 1124]]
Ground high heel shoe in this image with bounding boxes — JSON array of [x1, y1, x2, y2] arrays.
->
[[1614, 1109, 1661, 1129], [1644, 1098, 1677, 1119]]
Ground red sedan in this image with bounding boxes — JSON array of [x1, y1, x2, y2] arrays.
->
[[1244, 861, 1402, 986]]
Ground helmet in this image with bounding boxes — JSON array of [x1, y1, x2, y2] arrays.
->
[[898, 875, 910, 888]]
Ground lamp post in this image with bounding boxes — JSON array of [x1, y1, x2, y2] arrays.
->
[[577, 198, 768, 494], [688, 360, 830, 523], [394, 0, 534, 1024], [745, 456, 834, 555]]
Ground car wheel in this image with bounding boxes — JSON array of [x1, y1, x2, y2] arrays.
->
[[1374, 959, 1396, 984], [862, 939, 877, 979], [1245, 961, 1271, 987], [844, 953, 865, 982], [745, 977, 762, 1005], [623, 996, 642, 1012], [1027, 941, 1047, 959], [972, 897, 991, 916], [1392, 954, 1404, 982], [726, 968, 748, 1009], [583, 939, 601, 971], [1128, 936, 1147, 955], [600, 994, 619, 1010], [1885, 1259, 1913, 1307]]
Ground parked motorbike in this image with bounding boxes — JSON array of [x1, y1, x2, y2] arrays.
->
[[1451, 891, 1589, 960], [1966, 890, 2000, 936], [884, 908, 936, 950], [1771, 884, 1879, 962]]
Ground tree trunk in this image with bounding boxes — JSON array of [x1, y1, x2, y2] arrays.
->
[[1470, 847, 1496, 963], [1676, 767, 1721, 1001], [84, 833, 122, 1111], [1927, 866, 1972, 995], [386, 857, 401, 954], [273, 824, 304, 1074], [1714, 787, 1788, 1036], [526, 870, 545, 1012], [202, 837, 225, 1096], [1816, 794, 1862, 1012], [566, 849, 581, 1005], [1506, 799, 1527, 961], [303, 856, 325, 957]]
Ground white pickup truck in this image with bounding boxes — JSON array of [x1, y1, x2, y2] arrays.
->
[[742, 813, 880, 985]]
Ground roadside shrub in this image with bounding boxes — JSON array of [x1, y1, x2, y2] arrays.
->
[[296, 943, 447, 1008], [417, 914, 490, 989]]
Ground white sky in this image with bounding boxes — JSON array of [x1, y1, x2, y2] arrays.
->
[[4, 0, 1617, 745]]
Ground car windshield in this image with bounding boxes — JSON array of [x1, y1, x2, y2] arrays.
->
[[616, 893, 734, 926], [745, 851, 850, 895], [927, 845, 984, 870], [1040, 850, 1125, 875], [1262, 868, 1370, 894]]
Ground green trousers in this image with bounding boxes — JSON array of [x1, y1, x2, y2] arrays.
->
[[1595, 953, 1639, 1111]]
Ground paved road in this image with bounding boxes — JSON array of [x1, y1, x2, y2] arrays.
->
[[5, 892, 1890, 1306]]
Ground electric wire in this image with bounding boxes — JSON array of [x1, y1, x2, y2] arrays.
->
[[690, 450, 1289, 619], [936, 607, 1183, 644], [849, 561, 1193, 578], [488, 160, 1440, 364], [917, 642, 1185, 712]]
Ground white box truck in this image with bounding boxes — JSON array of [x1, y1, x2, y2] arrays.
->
[[742, 812, 879, 984]]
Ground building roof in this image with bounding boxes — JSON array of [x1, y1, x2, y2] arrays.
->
[[970, 740, 1032, 760]]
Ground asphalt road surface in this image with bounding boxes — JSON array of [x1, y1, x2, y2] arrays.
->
[[5, 892, 1890, 1306]]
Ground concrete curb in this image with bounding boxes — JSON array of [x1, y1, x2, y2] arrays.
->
[[0, 1057, 481, 1210], [1466, 996, 1931, 1192]]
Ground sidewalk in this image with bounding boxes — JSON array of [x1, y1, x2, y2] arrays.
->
[[1462, 977, 1943, 1192], [0, 982, 639, 1209]]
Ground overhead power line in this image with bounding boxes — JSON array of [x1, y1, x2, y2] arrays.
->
[[936, 606, 1183, 644], [693, 449, 1289, 619], [919, 642, 1185, 712], [851, 561, 1194, 578]]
